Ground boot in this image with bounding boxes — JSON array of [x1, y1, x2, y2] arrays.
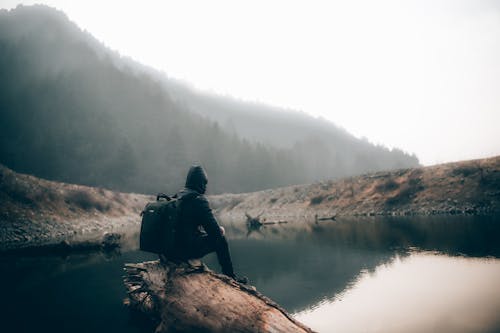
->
[[233, 275, 249, 284], [223, 269, 248, 284]]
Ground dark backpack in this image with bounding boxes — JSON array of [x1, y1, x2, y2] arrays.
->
[[139, 193, 180, 255]]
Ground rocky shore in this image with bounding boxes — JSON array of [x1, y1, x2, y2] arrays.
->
[[1, 156, 499, 252], [0, 164, 150, 252]]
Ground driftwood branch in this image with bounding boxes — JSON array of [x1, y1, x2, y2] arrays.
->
[[245, 212, 289, 236], [314, 214, 337, 223], [123, 260, 315, 333]]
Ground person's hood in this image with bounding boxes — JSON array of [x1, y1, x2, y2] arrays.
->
[[185, 165, 208, 194]]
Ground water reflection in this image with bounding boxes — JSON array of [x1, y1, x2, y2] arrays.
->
[[0, 251, 158, 333], [232, 215, 500, 258], [294, 253, 500, 333], [207, 239, 396, 312], [0, 215, 498, 333]]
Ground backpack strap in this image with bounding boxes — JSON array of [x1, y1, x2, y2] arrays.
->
[[177, 190, 200, 202], [156, 193, 172, 201]]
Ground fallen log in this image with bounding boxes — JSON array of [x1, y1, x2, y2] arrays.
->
[[245, 212, 289, 236], [123, 260, 315, 333], [314, 214, 337, 223]]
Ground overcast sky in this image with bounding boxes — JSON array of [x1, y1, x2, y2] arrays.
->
[[2, 0, 500, 165]]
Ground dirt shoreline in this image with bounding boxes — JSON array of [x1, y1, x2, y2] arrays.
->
[[0, 164, 150, 252], [1, 156, 499, 252], [211, 156, 500, 226]]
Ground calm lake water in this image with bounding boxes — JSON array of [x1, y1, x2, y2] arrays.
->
[[1, 215, 499, 333]]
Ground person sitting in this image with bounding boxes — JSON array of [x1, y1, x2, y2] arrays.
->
[[168, 165, 247, 284]]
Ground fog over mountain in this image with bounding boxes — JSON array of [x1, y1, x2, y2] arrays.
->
[[0, 5, 419, 194]]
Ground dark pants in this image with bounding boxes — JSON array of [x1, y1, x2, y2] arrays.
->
[[168, 235, 235, 277]]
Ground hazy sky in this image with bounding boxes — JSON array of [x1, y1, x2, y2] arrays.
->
[[2, 0, 500, 165]]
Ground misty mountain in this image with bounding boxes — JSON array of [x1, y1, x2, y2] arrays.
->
[[160, 82, 419, 181], [0, 5, 418, 194]]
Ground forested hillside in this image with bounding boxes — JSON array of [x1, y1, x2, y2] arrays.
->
[[0, 5, 419, 194]]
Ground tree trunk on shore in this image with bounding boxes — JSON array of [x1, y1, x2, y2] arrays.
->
[[123, 260, 315, 333]]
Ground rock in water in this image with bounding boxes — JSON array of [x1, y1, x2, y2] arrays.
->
[[123, 260, 316, 333], [101, 232, 121, 250]]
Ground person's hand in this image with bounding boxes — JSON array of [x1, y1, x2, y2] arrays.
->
[[219, 226, 225, 236]]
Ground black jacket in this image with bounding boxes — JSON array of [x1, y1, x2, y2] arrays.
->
[[174, 166, 223, 251], [175, 189, 223, 247]]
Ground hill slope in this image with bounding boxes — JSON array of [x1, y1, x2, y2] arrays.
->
[[212, 156, 500, 228], [0, 5, 418, 195], [1, 156, 498, 252], [162, 81, 419, 181], [0, 163, 149, 251]]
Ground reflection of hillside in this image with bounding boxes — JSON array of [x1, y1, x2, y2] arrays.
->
[[0, 251, 157, 333], [225, 215, 500, 258], [212, 215, 500, 312], [205, 239, 396, 313], [308, 215, 500, 258], [0, 253, 105, 291], [0, 251, 152, 292], [295, 254, 500, 333], [1, 215, 497, 330]]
